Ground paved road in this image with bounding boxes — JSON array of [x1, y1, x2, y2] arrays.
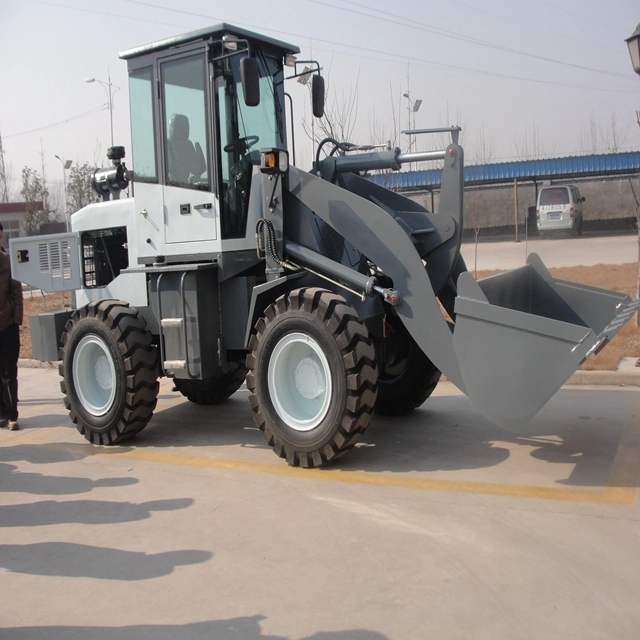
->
[[461, 233, 638, 272], [1, 368, 640, 639]]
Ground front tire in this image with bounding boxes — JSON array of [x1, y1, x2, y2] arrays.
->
[[59, 300, 159, 445], [173, 359, 247, 405], [246, 288, 378, 468], [376, 313, 441, 416]]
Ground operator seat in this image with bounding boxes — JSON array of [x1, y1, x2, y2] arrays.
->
[[167, 114, 206, 185]]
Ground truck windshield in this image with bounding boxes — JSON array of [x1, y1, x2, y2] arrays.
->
[[215, 52, 285, 238]]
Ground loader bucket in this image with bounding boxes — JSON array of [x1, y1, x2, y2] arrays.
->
[[452, 253, 640, 429]]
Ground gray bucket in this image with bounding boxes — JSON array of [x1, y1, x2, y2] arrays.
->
[[453, 253, 639, 429]]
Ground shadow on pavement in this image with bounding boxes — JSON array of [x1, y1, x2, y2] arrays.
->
[[0, 441, 116, 465], [0, 462, 138, 495], [0, 498, 193, 527], [0, 618, 389, 639], [14, 384, 636, 490], [0, 542, 212, 580]]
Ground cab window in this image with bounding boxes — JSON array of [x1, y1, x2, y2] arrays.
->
[[161, 54, 210, 190], [129, 67, 157, 182], [214, 53, 285, 238]]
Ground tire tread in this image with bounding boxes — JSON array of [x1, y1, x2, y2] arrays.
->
[[246, 288, 378, 468]]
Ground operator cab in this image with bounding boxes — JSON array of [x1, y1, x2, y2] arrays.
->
[[120, 24, 299, 263]]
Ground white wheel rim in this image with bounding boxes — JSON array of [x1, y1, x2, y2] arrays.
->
[[268, 332, 332, 432], [73, 335, 117, 417]]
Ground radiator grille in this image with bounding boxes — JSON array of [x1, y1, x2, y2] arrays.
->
[[39, 240, 73, 281]]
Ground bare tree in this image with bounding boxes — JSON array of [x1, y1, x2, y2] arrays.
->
[[602, 113, 629, 153], [367, 84, 404, 191], [579, 112, 629, 155], [467, 124, 494, 270], [471, 124, 494, 165], [20, 166, 49, 236], [66, 162, 98, 215], [578, 114, 601, 155], [302, 67, 360, 150], [514, 125, 546, 160]]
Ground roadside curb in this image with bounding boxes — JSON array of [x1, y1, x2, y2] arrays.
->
[[19, 359, 59, 369], [566, 370, 640, 387], [18, 359, 640, 386]]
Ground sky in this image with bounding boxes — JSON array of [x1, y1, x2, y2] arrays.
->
[[0, 0, 639, 201]]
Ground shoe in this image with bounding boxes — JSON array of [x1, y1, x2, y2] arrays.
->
[[0, 418, 7, 428], [8, 421, 19, 431]]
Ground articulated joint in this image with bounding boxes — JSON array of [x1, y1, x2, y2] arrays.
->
[[373, 286, 402, 306]]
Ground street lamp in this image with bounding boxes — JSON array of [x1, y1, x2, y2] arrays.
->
[[625, 23, 640, 325], [55, 155, 72, 231], [402, 92, 422, 169], [625, 23, 640, 76], [85, 69, 120, 147]]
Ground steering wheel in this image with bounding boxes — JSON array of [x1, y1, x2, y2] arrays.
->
[[223, 135, 260, 154]]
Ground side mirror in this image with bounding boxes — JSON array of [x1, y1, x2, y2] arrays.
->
[[240, 56, 260, 107], [582, 197, 586, 202], [312, 74, 325, 118]]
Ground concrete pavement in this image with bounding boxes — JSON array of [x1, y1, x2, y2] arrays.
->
[[2, 233, 640, 638], [461, 232, 638, 272], [1, 367, 640, 639]]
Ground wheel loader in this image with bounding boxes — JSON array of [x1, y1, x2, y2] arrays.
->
[[10, 24, 640, 467]]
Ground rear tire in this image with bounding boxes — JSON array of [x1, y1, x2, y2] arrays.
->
[[246, 288, 378, 468], [376, 313, 441, 416], [59, 300, 159, 445], [173, 360, 247, 404]]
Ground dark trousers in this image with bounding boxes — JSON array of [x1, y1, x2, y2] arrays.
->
[[0, 322, 19, 421]]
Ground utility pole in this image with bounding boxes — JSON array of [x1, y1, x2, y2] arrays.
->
[[86, 68, 119, 148], [0, 130, 9, 203], [55, 155, 72, 231]]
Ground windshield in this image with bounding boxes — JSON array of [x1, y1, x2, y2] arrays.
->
[[540, 187, 570, 206], [214, 52, 285, 239]]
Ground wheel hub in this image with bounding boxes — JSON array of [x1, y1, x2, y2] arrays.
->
[[72, 335, 117, 417], [95, 355, 113, 390], [268, 332, 332, 432], [294, 357, 325, 399]]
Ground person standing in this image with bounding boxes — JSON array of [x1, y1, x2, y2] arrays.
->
[[0, 222, 22, 430]]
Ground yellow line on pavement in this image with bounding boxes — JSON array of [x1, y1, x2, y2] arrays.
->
[[67, 446, 640, 504], [6, 399, 640, 505]]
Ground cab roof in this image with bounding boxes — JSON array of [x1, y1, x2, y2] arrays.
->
[[120, 23, 300, 60]]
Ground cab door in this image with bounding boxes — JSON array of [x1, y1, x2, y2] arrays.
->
[[159, 53, 218, 245]]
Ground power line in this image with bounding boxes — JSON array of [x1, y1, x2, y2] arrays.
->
[[4, 104, 108, 139], [447, 0, 620, 54], [29, 0, 636, 93], [115, 0, 637, 93], [329, 0, 630, 79], [529, 0, 621, 32], [308, 42, 637, 95], [31, 0, 195, 30]]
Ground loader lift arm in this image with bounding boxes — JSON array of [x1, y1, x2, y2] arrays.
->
[[282, 139, 640, 429]]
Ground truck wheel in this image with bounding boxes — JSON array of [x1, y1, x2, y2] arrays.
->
[[59, 300, 159, 445], [376, 313, 441, 416], [173, 360, 247, 404], [246, 288, 378, 468]]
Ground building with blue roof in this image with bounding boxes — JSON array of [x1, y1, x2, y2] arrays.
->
[[369, 151, 640, 237]]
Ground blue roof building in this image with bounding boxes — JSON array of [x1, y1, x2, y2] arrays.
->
[[369, 151, 640, 191]]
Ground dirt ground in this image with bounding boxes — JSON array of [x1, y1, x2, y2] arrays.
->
[[19, 263, 640, 370], [476, 263, 640, 370]]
